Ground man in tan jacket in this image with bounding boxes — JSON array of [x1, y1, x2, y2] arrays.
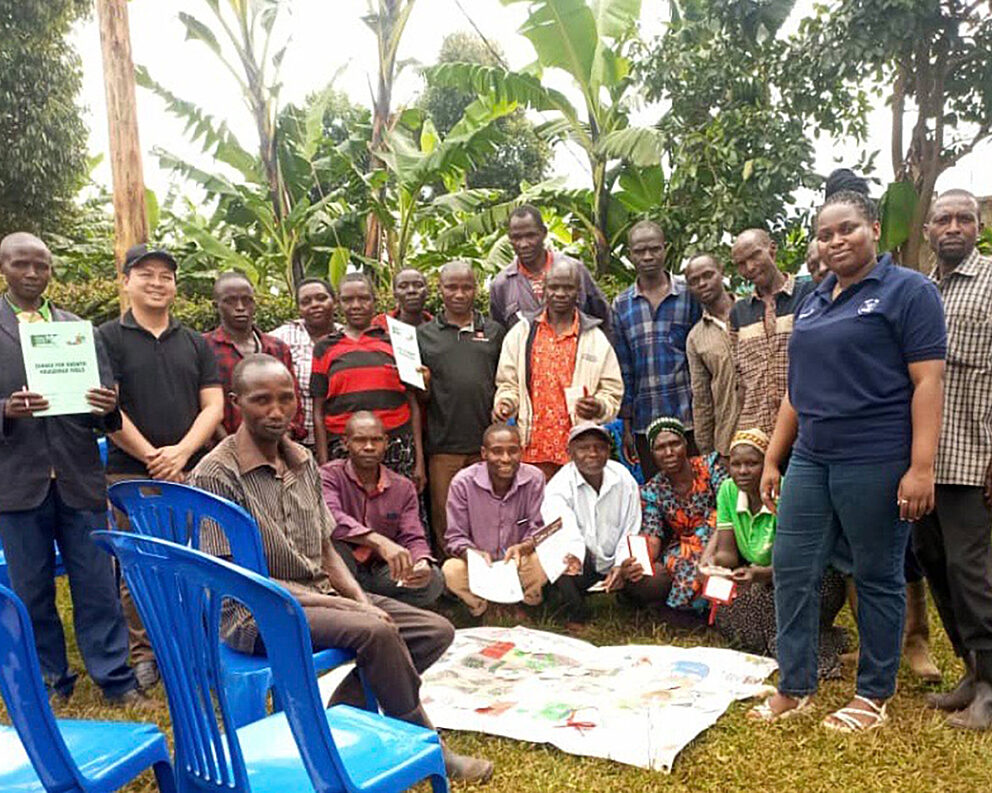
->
[[493, 260, 623, 480]]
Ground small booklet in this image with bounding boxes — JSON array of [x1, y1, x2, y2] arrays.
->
[[533, 518, 584, 584], [18, 320, 100, 416], [702, 575, 736, 604], [626, 534, 654, 576], [385, 316, 426, 390], [467, 549, 524, 604]]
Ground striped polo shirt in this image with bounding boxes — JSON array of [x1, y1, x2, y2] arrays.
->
[[310, 326, 411, 436]]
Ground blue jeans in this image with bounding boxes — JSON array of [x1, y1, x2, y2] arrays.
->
[[0, 482, 135, 698], [774, 453, 909, 700]]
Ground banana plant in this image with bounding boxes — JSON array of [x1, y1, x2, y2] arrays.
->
[[425, 0, 645, 275]]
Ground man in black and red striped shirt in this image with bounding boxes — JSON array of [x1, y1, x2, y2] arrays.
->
[[311, 273, 425, 492]]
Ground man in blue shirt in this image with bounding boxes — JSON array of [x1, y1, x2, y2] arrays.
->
[[611, 221, 701, 479]]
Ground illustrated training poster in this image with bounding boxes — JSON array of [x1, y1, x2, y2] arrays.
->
[[421, 626, 777, 772]]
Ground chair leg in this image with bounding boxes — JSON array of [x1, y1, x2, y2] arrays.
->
[[359, 669, 378, 712], [429, 772, 450, 793], [153, 760, 178, 793]]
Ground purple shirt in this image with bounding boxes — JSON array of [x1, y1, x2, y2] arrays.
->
[[444, 461, 546, 558], [319, 459, 433, 562]]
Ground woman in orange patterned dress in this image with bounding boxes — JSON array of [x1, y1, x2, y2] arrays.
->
[[628, 416, 727, 612]]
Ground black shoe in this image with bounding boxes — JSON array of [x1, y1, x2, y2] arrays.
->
[[926, 670, 977, 712], [105, 687, 155, 710], [133, 660, 160, 691]]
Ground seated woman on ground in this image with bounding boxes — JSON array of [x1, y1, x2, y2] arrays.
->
[[624, 416, 726, 623], [700, 429, 848, 679]]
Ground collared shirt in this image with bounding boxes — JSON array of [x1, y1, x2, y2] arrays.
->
[[189, 428, 336, 652], [542, 460, 641, 574], [417, 310, 505, 454], [319, 458, 432, 562], [930, 248, 992, 486], [269, 318, 331, 446], [524, 310, 579, 465], [310, 326, 411, 436], [444, 461, 546, 558], [611, 275, 701, 433], [98, 310, 222, 474], [371, 307, 433, 331], [789, 255, 946, 464], [729, 274, 814, 436], [489, 249, 611, 331], [715, 478, 776, 567], [5, 293, 52, 323], [202, 325, 305, 439], [686, 305, 741, 456]]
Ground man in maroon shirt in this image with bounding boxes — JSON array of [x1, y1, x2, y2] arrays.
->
[[203, 272, 304, 440], [320, 411, 443, 607]]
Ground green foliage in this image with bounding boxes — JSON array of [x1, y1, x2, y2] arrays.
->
[[633, 0, 851, 265], [0, 0, 91, 238], [420, 32, 552, 195], [878, 181, 919, 253], [41, 277, 297, 333]]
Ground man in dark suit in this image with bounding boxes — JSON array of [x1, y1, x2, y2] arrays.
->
[[0, 232, 142, 706]]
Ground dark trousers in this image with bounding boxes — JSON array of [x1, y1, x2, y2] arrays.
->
[[334, 540, 445, 609], [774, 453, 909, 700], [553, 549, 604, 623], [287, 590, 454, 721], [913, 485, 992, 681], [0, 481, 134, 698], [635, 430, 698, 481]]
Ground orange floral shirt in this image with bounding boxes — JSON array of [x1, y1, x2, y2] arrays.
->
[[523, 310, 579, 465]]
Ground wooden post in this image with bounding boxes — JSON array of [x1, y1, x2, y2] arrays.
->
[[96, 0, 147, 310]]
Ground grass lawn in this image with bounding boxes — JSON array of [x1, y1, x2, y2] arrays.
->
[[7, 581, 992, 793]]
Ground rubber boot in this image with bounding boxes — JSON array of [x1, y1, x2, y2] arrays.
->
[[947, 681, 992, 730], [904, 579, 942, 683], [926, 652, 977, 711]]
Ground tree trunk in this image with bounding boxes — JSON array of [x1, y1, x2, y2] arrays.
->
[[96, 0, 147, 313]]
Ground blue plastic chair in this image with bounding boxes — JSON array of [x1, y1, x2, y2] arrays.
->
[[0, 583, 175, 793], [107, 480, 372, 727], [95, 531, 448, 793]]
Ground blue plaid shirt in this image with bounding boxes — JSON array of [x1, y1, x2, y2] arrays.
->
[[611, 276, 702, 433]]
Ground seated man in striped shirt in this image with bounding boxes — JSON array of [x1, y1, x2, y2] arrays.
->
[[189, 354, 492, 783]]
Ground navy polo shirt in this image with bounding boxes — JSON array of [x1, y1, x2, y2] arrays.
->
[[788, 254, 946, 464]]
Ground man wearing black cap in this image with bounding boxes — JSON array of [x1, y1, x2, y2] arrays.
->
[[98, 244, 224, 688]]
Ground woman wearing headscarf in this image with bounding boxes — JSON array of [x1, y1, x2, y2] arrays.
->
[[626, 417, 727, 614], [752, 186, 946, 731], [700, 429, 848, 677]]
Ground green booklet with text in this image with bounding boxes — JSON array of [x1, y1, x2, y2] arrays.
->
[[18, 320, 100, 416]]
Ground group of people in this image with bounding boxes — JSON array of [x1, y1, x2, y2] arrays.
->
[[1, 173, 991, 785]]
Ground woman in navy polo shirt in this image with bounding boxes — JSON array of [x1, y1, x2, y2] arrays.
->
[[751, 189, 946, 731]]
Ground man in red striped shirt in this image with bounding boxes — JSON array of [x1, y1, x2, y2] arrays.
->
[[311, 273, 425, 491]]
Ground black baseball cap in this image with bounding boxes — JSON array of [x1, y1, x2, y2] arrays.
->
[[123, 244, 178, 274]]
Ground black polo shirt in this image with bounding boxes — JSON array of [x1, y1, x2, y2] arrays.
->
[[417, 310, 505, 454], [98, 311, 221, 474]]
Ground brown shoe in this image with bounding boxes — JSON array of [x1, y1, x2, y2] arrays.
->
[[442, 744, 494, 783], [903, 580, 942, 683], [105, 688, 155, 710]]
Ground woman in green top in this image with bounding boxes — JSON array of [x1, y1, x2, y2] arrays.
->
[[700, 429, 848, 678]]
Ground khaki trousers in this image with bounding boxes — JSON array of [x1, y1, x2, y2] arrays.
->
[[428, 453, 480, 555], [442, 553, 547, 616]]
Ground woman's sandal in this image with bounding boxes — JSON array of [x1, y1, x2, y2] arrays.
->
[[822, 696, 888, 733], [747, 694, 814, 723]]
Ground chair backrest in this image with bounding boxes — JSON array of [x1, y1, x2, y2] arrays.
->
[[108, 481, 269, 575], [0, 585, 84, 791], [94, 531, 357, 793]]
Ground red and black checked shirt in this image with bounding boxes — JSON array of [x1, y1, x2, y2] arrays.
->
[[202, 326, 306, 439], [310, 327, 411, 436]]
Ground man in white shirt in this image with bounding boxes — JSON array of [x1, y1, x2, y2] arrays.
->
[[542, 424, 644, 630]]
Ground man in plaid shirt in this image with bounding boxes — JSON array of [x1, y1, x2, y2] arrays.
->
[[914, 190, 992, 730], [611, 221, 701, 479]]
